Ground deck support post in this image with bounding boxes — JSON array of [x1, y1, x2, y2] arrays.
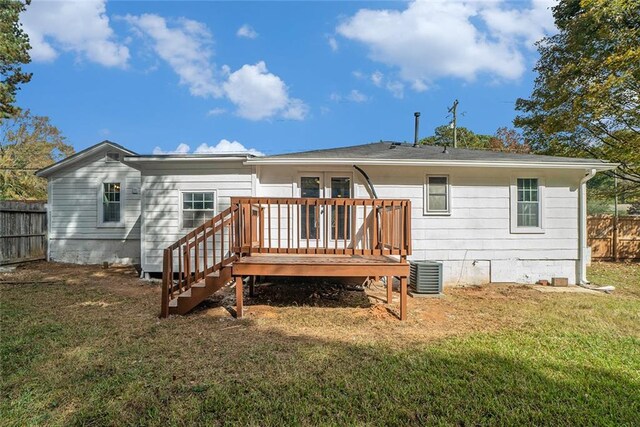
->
[[235, 276, 244, 318], [400, 276, 407, 321], [249, 275, 256, 297], [386, 276, 393, 304]]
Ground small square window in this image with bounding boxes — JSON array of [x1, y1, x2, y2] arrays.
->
[[182, 192, 216, 229]]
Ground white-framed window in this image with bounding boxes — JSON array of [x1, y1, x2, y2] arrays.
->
[[98, 181, 124, 227], [106, 152, 120, 162], [181, 191, 216, 229], [510, 177, 545, 233], [424, 175, 450, 215]]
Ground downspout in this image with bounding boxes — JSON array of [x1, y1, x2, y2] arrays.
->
[[578, 168, 597, 284], [353, 165, 378, 199]]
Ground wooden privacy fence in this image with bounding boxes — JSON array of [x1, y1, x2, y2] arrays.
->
[[0, 201, 47, 265], [588, 215, 640, 261]]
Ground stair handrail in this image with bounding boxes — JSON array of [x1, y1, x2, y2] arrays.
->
[[161, 203, 240, 317]]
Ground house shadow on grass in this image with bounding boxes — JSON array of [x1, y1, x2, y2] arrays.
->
[[64, 316, 640, 426], [2, 276, 638, 426]]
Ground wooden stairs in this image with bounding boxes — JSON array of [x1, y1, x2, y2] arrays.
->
[[161, 204, 245, 318], [167, 265, 233, 315]]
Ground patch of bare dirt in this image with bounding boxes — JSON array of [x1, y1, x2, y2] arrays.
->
[[0, 261, 155, 298], [0, 261, 585, 346]]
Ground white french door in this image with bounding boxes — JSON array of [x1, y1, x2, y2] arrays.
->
[[297, 173, 353, 248]]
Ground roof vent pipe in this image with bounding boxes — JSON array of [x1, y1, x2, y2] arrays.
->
[[413, 112, 420, 147]]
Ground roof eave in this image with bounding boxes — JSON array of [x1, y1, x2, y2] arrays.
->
[[245, 157, 618, 171], [36, 141, 137, 178]]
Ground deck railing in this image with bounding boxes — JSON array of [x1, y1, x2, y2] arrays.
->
[[232, 197, 412, 257]]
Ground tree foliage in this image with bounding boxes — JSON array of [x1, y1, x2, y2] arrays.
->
[[0, 110, 74, 200], [420, 125, 531, 153], [0, 0, 32, 119], [515, 0, 640, 185], [420, 125, 492, 149]]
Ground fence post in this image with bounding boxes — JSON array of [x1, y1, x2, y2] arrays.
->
[[613, 214, 619, 262]]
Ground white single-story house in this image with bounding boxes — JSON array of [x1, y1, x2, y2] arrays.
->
[[36, 139, 615, 286]]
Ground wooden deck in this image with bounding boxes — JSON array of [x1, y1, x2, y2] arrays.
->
[[233, 254, 409, 277], [162, 197, 412, 320]]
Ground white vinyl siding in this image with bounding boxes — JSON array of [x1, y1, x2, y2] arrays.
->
[[47, 146, 141, 264], [139, 161, 253, 272], [257, 165, 580, 284]]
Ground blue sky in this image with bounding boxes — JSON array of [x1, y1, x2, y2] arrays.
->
[[17, 0, 556, 156]]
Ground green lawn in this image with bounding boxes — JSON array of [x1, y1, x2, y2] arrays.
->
[[1, 262, 639, 426]]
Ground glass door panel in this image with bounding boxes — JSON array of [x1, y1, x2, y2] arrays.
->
[[330, 177, 351, 241], [300, 176, 321, 241]]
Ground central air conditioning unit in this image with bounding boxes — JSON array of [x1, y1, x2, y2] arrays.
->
[[409, 260, 443, 296]]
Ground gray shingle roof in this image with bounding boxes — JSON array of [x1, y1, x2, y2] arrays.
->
[[264, 141, 609, 165]]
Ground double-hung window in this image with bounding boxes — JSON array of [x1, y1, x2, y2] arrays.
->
[[102, 182, 121, 223], [425, 175, 450, 214], [517, 178, 539, 227], [182, 192, 216, 229], [511, 177, 544, 233]]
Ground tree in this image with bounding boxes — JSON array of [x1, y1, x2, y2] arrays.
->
[[489, 127, 531, 153], [0, 0, 32, 119], [420, 125, 493, 149], [421, 125, 531, 153], [0, 110, 74, 200], [515, 0, 640, 185]]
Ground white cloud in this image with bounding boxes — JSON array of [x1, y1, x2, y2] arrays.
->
[[371, 71, 383, 87], [125, 14, 306, 121], [347, 89, 368, 103], [481, 0, 556, 48], [21, 0, 129, 67], [330, 89, 369, 103], [223, 61, 308, 121], [152, 140, 263, 156], [195, 140, 264, 156], [336, 0, 557, 88], [152, 143, 191, 155], [124, 14, 221, 97], [236, 24, 258, 39], [386, 81, 404, 99], [328, 36, 338, 52], [207, 107, 227, 116]]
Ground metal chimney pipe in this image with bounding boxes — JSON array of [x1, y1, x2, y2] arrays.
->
[[413, 112, 420, 147]]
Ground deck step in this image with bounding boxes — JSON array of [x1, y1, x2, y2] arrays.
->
[[168, 266, 233, 315]]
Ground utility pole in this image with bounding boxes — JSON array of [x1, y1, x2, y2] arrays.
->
[[448, 99, 459, 148]]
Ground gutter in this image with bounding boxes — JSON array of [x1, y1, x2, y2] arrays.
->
[[578, 168, 597, 284]]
